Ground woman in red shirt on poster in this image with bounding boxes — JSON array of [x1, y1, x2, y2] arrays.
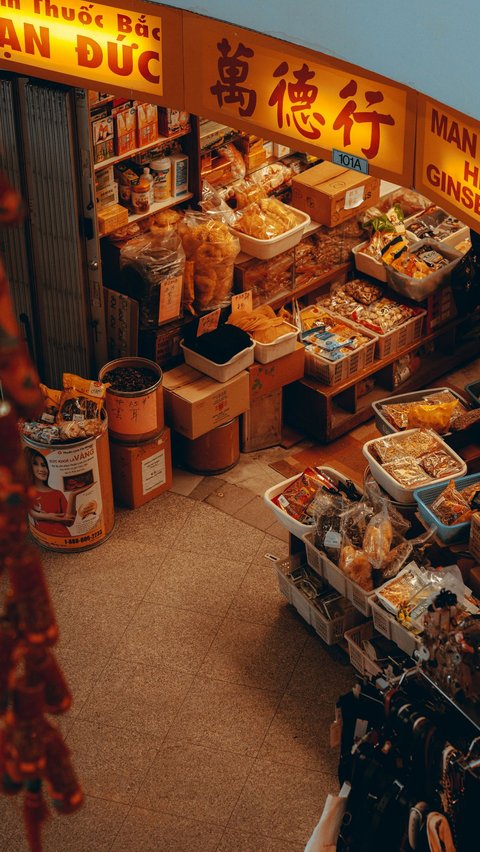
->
[[25, 448, 92, 538]]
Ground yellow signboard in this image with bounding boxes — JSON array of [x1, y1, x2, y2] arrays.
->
[[183, 13, 416, 185], [415, 95, 480, 232], [0, 0, 184, 106]]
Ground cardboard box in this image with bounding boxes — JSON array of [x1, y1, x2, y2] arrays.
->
[[291, 162, 380, 226], [91, 115, 114, 163], [248, 343, 305, 401], [104, 287, 139, 359], [170, 153, 189, 197], [136, 102, 158, 148], [96, 183, 119, 209], [245, 148, 267, 172], [138, 318, 191, 367], [95, 165, 114, 190], [113, 106, 137, 156], [241, 389, 282, 452], [109, 427, 172, 508], [97, 204, 129, 236], [158, 107, 190, 136], [163, 364, 250, 439]]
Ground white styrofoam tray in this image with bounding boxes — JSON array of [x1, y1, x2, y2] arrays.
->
[[253, 323, 298, 364], [362, 429, 467, 504], [263, 466, 361, 539], [180, 340, 255, 382], [231, 206, 311, 260]]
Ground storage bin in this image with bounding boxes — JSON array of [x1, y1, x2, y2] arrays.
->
[[302, 309, 377, 386], [344, 621, 382, 678], [370, 310, 426, 360], [384, 239, 462, 302], [465, 380, 480, 407], [369, 595, 420, 657], [372, 387, 469, 438], [180, 340, 255, 382], [363, 429, 467, 504], [352, 241, 388, 282], [303, 530, 374, 616], [264, 466, 360, 539], [231, 206, 311, 260], [253, 323, 298, 364], [413, 473, 480, 544]]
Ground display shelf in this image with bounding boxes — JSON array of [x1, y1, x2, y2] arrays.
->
[[285, 315, 480, 443], [93, 128, 191, 171], [126, 192, 193, 225], [268, 262, 352, 311]]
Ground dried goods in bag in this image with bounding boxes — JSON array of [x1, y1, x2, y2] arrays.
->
[[178, 213, 240, 312]]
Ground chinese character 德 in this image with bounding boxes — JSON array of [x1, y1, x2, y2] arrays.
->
[[268, 61, 325, 140], [333, 79, 394, 159], [210, 38, 257, 118]]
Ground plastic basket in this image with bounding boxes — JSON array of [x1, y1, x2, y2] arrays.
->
[[180, 340, 255, 382], [231, 206, 311, 260], [302, 309, 378, 386], [253, 323, 298, 364], [413, 473, 480, 544], [303, 530, 374, 617], [370, 311, 426, 360], [465, 380, 480, 408], [384, 239, 462, 302], [363, 429, 467, 504], [352, 242, 388, 283], [344, 621, 382, 677], [372, 387, 469, 439], [369, 596, 419, 657]]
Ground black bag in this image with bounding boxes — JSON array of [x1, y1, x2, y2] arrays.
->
[[450, 228, 480, 314]]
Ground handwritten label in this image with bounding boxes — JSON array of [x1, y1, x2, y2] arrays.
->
[[106, 394, 157, 436], [159, 275, 183, 324], [231, 290, 253, 314], [344, 186, 365, 209], [197, 308, 221, 336]]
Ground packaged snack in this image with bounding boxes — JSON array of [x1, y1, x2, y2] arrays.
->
[[406, 400, 459, 433], [363, 507, 393, 568], [56, 374, 109, 440], [312, 491, 346, 558], [178, 213, 240, 312], [338, 545, 373, 591], [383, 457, 430, 488], [431, 480, 472, 526], [227, 304, 293, 343], [233, 198, 298, 240], [39, 384, 62, 422], [272, 468, 327, 523], [344, 279, 382, 305], [418, 451, 464, 479]]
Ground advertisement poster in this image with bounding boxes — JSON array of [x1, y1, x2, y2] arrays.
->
[[24, 438, 105, 551]]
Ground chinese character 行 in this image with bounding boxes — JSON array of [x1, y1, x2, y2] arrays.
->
[[268, 61, 325, 140], [333, 79, 395, 160], [210, 38, 257, 118]]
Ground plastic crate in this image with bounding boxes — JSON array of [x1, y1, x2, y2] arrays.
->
[[253, 323, 298, 364], [369, 596, 419, 657], [344, 621, 382, 678], [413, 473, 480, 544], [372, 311, 426, 360], [465, 380, 480, 408], [303, 530, 373, 617], [303, 309, 377, 386], [273, 557, 362, 645]]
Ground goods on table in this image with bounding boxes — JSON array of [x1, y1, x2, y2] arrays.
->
[[300, 309, 371, 362], [317, 280, 420, 335], [406, 206, 466, 242], [271, 467, 360, 525], [382, 390, 466, 434], [367, 429, 465, 489]]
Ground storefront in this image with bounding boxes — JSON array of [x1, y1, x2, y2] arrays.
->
[[1, 3, 480, 850]]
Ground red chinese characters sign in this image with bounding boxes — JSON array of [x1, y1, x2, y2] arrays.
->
[[183, 13, 415, 184]]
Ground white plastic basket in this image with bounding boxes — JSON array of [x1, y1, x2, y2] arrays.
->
[[253, 323, 298, 364], [344, 621, 382, 677], [303, 530, 374, 616], [231, 206, 311, 260], [362, 429, 467, 504], [264, 466, 361, 539], [369, 595, 419, 657], [180, 340, 255, 382]]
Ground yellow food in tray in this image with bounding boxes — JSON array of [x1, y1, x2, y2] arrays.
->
[[227, 304, 293, 343], [234, 198, 298, 240]]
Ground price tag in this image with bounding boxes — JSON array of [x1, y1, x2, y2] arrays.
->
[[231, 290, 253, 314], [197, 308, 221, 336], [159, 275, 183, 324], [344, 186, 365, 210]]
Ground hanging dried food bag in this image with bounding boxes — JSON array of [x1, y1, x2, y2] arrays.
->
[[178, 212, 240, 312]]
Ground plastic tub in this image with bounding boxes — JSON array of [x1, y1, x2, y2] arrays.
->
[[253, 323, 298, 364], [263, 466, 359, 539], [363, 429, 467, 504], [413, 473, 480, 544], [465, 380, 480, 407], [384, 239, 462, 302], [180, 340, 255, 382], [352, 241, 388, 282], [372, 387, 470, 438], [231, 206, 311, 260]]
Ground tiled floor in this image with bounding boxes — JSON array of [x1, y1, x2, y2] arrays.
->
[[3, 359, 478, 850], [1, 439, 353, 852]]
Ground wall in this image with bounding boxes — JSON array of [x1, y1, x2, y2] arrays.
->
[[158, 0, 479, 121]]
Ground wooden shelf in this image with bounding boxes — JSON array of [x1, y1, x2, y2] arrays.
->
[[93, 128, 191, 171], [127, 192, 193, 225], [267, 262, 352, 311]]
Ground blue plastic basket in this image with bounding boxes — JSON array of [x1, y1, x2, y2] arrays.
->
[[465, 380, 480, 408], [413, 473, 480, 544]]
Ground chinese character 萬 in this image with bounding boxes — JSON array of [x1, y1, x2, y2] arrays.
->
[[333, 79, 395, 160], [210, 38, 257, 118], [268, 61, 325, 140]]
